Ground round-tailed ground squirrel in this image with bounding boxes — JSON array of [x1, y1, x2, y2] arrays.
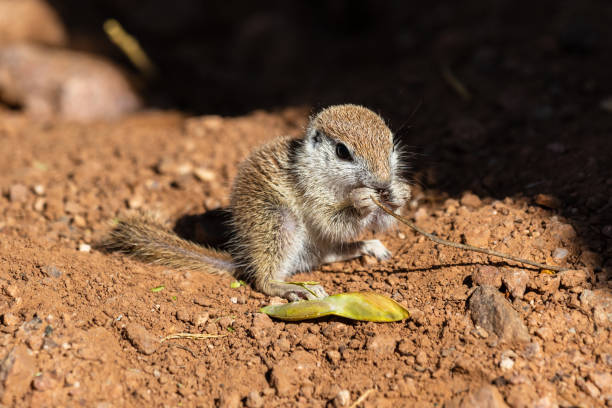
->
[[105, 104, 411, 301]]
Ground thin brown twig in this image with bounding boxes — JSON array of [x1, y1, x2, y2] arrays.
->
[[349, 389, 375, 408], [371, 196, 567, 272], [173, 344, 197, 358]]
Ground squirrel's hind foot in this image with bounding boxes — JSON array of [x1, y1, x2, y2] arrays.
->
[[264, 281, 328, 302]]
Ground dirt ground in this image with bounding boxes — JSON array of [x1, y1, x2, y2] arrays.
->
[[1, 1, 612, 408]]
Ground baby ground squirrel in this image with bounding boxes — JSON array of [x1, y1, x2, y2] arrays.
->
[[105, 104, 411, 301]]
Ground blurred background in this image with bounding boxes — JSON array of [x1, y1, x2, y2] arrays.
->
[[42, 0, 611, 115]]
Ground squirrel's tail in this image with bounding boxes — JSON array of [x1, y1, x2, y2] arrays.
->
[[103, 211, 235, 275]]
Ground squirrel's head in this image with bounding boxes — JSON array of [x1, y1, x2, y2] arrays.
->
[[301, 104, 402, 195]]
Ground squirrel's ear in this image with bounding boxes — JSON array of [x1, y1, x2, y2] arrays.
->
[[308, 128, 323, 145], [310, 129, 323, 145]]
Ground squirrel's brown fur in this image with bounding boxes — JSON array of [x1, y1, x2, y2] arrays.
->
[[104, 104, 411, 301]]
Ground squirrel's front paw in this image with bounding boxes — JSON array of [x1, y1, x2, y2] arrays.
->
[[361, 239, 392, 261], [388, 181, 411, 210], [350, 187, 378, 217]]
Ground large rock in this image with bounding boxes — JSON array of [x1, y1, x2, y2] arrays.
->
[[468, 286, 531, 344], [366, 334, 398, 355], [125, 323, 159, 355], [0, 0, 66, 46], [269, 350, 317, 397], [0, 44, 140, 121], [0, 345, 36, 404], [472, 266, 502, 288], [558, 269, 592, 289], [580, 289, 612, 329], [501, 269, 529, 299], [444, 385, 509, 408]]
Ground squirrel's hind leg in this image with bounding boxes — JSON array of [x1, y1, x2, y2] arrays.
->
[[234, 205, 327, 301]]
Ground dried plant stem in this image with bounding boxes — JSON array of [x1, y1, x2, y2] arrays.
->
[[161, 333, 227, 343], [103, 19, 155, 77], [441, 66, 472, 101], [371, 197, 567, 272], [349, 389, 375, 408]]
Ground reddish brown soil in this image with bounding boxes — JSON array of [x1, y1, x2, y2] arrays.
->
[[1, 104, 611, 407], [2, 1, 612, 407]]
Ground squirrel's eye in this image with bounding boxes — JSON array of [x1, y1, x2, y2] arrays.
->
[[335, 143, 352, 161]]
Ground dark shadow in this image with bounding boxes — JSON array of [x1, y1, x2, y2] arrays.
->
[[173, 208, 234, 251], [333, 261, 541, 275]]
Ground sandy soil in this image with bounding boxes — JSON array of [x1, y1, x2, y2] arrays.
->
[[0, 104, 611, 407]]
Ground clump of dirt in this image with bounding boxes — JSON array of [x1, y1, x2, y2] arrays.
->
[[0, 107, 610, 407]]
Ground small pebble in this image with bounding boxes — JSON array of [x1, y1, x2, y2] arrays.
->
[[326, 350, 341, 364], [193, 167, 216, 182], [176, 163, 192, 176], [124, 323, 159, 355], [26, 335, 43, 351], [79, 243, 91, 252], [502, 269, 529, 299], [176, 310, 191, 323], [43, 265, 62, 278], [535, 327, 553, 341], [73, 215, 86, 228], [415, 350, 428, 365], [576, 378, 600, 398], [588, 371, 612, 394], [194, 313, 209, 326], [299, 334, 320, 350], [500, 357, 514, 371], [474, 326, 489, 339], [32, 374, 57, 391], [9, 184, 28, 202], [275, 337, 290, 352], [245, 391, 263, 408], [366, 335, 398, 355], [552, 248, 569, 260], [64, 201, 82, 214], [252, 313, 274, 330], [414, 207, 427, 222], [2, 313, 20, 326], [33, 197, 46, 212], [473, 266, 502, 288], [33, 184, 45, 196], [534, 194, 561, 209], [333, 389, 351, 407], [360, 255, 377, 266], [217, 316, 234, 329], [193, 297, 212, 307], [460, 192, 482, 208], [127, 196, 143, 209]]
